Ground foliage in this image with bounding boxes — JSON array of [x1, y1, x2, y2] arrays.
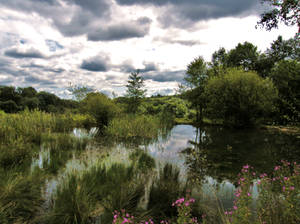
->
[[0, 85, 79, 113], [257, 0, 300, 35], [68, 84, 94, 101], [183, 57, 209, 122], [270, 60, 300, 124], [80, 92, 120, 128], [205, 68, 277, 127], [125, 70, 147, 113], [227, 42, 260, 72], [266, 36, 300, 62]]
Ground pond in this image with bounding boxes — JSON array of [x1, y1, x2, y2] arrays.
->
[[31, 124, 300, 221]]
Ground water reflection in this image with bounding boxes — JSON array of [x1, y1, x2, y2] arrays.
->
[[30, 124, 300, 218], [181, 125, 300, 185]]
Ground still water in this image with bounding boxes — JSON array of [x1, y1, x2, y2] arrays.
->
[[32, 124, 300, 209]]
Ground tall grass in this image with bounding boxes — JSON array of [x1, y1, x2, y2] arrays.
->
[[0, 110, 95, 145], [46, 163, 146, 224], [0, 170, 44, 223], [105, 114, 171, 140]]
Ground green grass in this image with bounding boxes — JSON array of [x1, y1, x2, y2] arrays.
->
[[47, 163, 146, 224], [105, 114, 166, 140], [0, 170, 44, 223], [0, 110, 95, 145]]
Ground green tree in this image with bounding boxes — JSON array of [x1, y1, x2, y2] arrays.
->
[[266, 36, 300, 62], [68, 84, 94, 101], [19, 87, 37, 98], [257, 0, 300, 35], [80, 92, 120, 128], [183, 56, 209, 122], [125, 70, 146, 113], [37, 91, 61, 112], [270, 60, 300, 124], [0, 86, 21, 105], [205, 68, 277, 127], [227, 42, 260, 71]]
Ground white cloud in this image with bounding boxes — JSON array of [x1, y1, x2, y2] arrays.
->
[[0, 0, 297, 98]]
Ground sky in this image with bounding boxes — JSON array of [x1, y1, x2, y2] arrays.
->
[[0, 0, 297, 98]]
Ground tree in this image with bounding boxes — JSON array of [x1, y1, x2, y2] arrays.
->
[[19, 87, 37, 98], [37, 91, 61, 112], [183, 57, 209, 123], [266, 35, 300, 62], [0, 86, 21, 105], [205, 68, 277, 127], [68, 84, 94, 101], [125, 70, 147, 113], [257, 0, 300, 35], [270, 60, 300, 124], [227, 42, 260, 71]]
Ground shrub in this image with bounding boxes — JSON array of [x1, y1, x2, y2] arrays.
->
[[205, 68, 278, 127]]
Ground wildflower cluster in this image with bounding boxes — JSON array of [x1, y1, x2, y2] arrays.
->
[[113, 210, 135, 224], [172, 196, 199, 224], [257, 160, 300, 223], [225, 161, 300, 224], [225, 164, 256, 223], [113, 197, 200, 224]]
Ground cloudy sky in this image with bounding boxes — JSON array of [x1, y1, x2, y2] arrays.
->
[[0, 0, 297, 98]]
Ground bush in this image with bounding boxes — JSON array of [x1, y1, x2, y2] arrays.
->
[[205, 68, 277, 127], [80, 93, 120, 128]]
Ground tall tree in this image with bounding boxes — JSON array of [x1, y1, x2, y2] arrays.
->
[[270, 60, 300, 124], [183, 57, 209, 123], [227, 42, 260, 71], [257, 0, 300, 35], [125, 70, 146, 113], [266, 35, 300, 62]]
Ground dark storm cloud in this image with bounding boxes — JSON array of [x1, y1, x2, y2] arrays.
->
[[0, 0, 110, 38], [24, 75, 56, 85], [66, 0, 110, 16], [88, 17, 151, 41], [117, 60, 158, 73], [119, 63, 135, 73], [53, 10, 96, 37], [4, 48, 45, 59], [143, 70, 185, 82], [80, 56, 110, 72], [116, 0, 260, 27], [140, 62, 158, 73]]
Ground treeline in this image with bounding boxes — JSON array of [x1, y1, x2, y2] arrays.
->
[[0, 86, 78, 113], [181, 35, 300, 127]]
